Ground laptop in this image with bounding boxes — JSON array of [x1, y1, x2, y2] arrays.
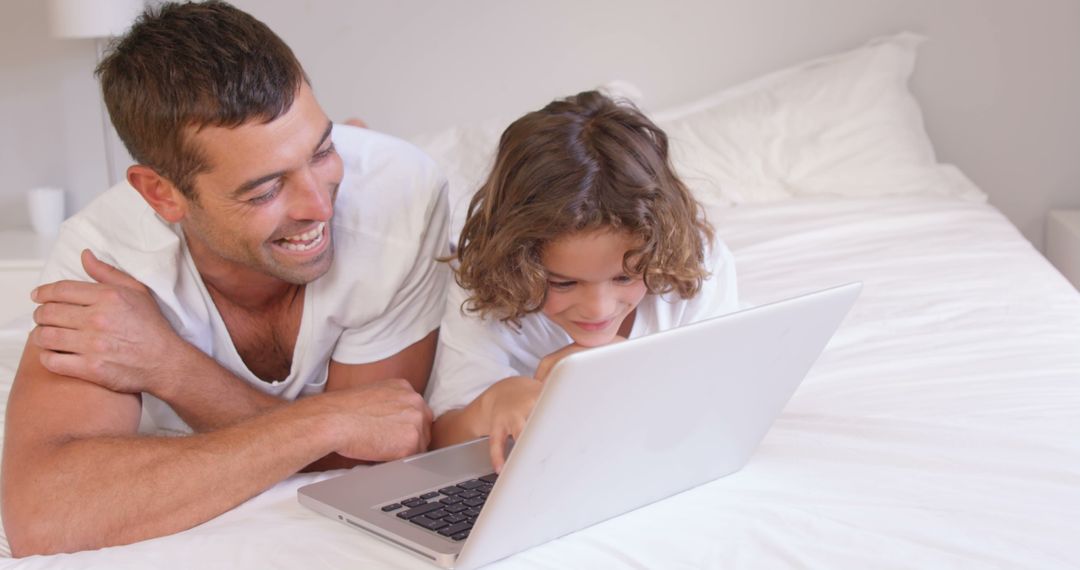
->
[[298, 282, 861, 569]]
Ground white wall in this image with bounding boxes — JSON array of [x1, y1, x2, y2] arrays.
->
[[0, 0, 113, 229], [3, 0, 1078, 249]]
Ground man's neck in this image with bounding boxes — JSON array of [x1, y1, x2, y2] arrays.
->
[[184, 231, 299, 311]]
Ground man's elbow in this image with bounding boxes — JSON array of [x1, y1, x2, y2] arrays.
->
[[5, 527, 56, 558], [2, 477, 85, 557], [2, 507, 108, 557], [3, 501, 63, 558]]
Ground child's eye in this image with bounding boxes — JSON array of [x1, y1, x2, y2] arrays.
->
[[613, 275, 635, 285], [547, 280, 576, 291]]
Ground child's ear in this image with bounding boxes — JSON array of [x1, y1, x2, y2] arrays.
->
[[126, 164, 190, 223]]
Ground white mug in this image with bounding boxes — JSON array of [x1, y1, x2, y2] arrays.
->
[[27, 187, 66, 238]]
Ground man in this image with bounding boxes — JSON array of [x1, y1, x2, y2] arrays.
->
[[0, 1, 448, 556]]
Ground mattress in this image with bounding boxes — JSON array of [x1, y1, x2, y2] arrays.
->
[[1, 196, 1078, 568]]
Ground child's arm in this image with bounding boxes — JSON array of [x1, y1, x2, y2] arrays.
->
[[434, 334, 629, 471], [431, 376, 542, 473], [534, 336, 628, 381]]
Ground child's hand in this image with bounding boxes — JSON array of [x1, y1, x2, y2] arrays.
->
[[478, 376, 543, 473], [534, 336, 627, 382]]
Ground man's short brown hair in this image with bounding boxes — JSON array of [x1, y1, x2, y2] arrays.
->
[[96, 1, 309, 197]]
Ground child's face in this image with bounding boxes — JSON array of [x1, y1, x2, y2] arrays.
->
[[540, 229, 648, 347]]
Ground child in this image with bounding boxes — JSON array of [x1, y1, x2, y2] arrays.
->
[[426, 90, 739, 471]]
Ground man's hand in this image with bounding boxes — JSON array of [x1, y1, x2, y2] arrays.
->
[[323, 378, 433, 462], [475, 376, 543, 473], [30, 249, 183, 395]]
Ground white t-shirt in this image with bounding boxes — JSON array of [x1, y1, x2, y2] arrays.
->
[[426, 240, 739, 417], [39, 125, 450, 435]]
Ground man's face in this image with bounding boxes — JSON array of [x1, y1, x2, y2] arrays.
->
[[180, 82, 344, 285]]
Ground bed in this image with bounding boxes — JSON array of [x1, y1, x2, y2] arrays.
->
[[1, 33, 1078, 568]]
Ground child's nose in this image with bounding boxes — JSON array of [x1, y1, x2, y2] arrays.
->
[[580, 285, 616, 319]]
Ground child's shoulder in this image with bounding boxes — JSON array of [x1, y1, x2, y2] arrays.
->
[[705, 237, 737, 272]]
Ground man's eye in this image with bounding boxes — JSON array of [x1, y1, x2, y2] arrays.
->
[[313, 143, 336, 161], [248, 185, 280, 205]]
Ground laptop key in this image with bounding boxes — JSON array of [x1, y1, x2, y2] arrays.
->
[[419, 491, 439, 500], [459, 490, 481, 500], [444, 514, 467, 524], [479, 473, 498, 484], [401, 498, 426, 508], [444, 503, 468, 514], [436, 521, 473, 537], [458, 479, 484, 490], [451, 530, 470, 541], [440, 495, 463, 505], [380, 503, 402, 512], [427, 509, 450, 520], [463, 497, 486, 508], [438, 486, 464, 495], [410, 516, 449, 531], [396, 502, 443, 520]]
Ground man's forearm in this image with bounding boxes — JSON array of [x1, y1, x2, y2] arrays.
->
[[151, 341, 284, 431], [2, 395, 340, 557], [301, 452, 374, 472]]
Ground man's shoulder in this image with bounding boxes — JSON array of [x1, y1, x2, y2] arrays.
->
[[44, 183, 182, 283], [331, 124, 449, 237], [62, 183, 173, 246], [333, 124, 444, 193]]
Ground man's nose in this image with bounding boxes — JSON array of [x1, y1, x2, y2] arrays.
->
[[289, 169, 333, 221]]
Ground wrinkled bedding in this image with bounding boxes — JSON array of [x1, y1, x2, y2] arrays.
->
[[2, 196, 1078, 568]]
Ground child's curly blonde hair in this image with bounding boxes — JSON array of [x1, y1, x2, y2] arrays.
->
[[454, 90, 714, 326]]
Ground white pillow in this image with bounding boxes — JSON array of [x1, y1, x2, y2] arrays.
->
[[652, 32, 985, 205], [411, 34, 984, 236]]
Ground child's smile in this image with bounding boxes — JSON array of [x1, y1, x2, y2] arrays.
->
[[540, 229, 647, 347]]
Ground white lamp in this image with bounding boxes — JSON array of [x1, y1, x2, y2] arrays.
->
[[48, 0, 144, 188], [48, 0, 144, 38]]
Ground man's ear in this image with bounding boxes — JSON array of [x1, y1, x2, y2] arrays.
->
[[127, 165, 190, 223]]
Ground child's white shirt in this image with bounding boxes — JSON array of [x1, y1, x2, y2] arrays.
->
[[426, 240, 739, 417]]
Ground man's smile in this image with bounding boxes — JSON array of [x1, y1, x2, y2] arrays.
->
[[274, 222, 328, 253]]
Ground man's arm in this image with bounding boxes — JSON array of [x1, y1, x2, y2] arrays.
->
[[328, 328, 438, 395], [0, 340, 429, 557], [160, 327, 438, 441], [32, 251, 439, 434], [302, 328, 439, 471], [30, 250, 282, 431]]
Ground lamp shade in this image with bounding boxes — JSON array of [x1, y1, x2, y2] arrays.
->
[[48, 0, 144, 39]]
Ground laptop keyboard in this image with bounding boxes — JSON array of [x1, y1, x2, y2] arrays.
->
[[379, 473, 498, 542]]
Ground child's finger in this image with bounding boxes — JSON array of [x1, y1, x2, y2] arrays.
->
[[489, 429, 507, 474]]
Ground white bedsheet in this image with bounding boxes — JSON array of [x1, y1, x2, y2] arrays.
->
[[1, 196, 1078, 568]]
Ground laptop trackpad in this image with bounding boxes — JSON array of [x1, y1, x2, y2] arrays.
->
[[405, 438, 493, 477]]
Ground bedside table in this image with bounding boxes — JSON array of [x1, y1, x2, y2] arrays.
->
[[0, 230, 51, 326], [1046, 210, 1080, 290]]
